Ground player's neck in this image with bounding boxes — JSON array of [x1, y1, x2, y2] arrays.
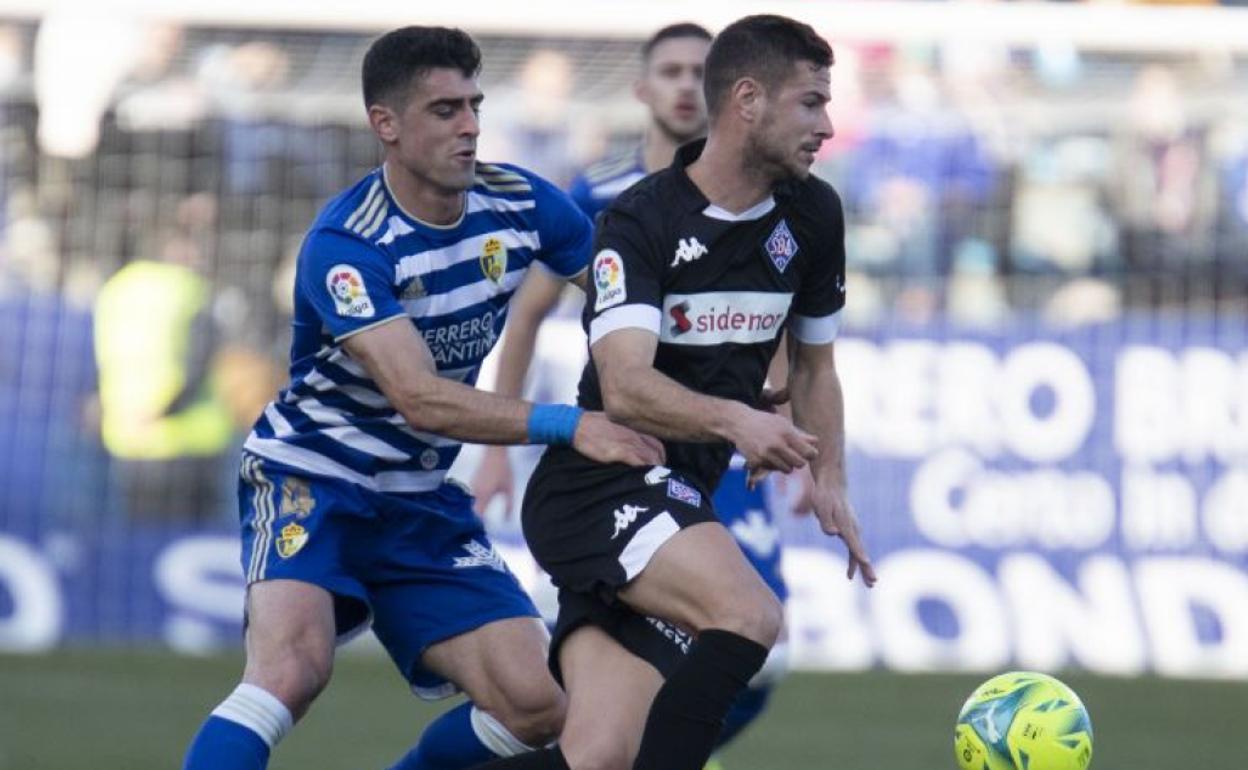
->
[[382, 159, 465, 227], [685, 134, 773, 215], [641, 125, 681, 173]]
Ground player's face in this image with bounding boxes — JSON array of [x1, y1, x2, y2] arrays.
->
[[749, 61, 834, 182], [381, 67, 483, 194], [637, 37, 710, 143]]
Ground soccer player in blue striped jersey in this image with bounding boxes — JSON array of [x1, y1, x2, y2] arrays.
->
[[181, 26, 663, 770], [471, 23, 803, 767]]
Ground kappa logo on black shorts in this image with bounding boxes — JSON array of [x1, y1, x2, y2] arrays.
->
[[611, 504, 648, 540]]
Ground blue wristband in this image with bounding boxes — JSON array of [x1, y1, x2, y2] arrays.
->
[[528, 404, 584, 445]]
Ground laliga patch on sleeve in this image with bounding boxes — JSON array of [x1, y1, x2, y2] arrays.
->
[[592, 249, 627, 312], [326, 264, 375, 318]]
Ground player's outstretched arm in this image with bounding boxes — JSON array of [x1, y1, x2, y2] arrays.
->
[[470, 268, 567, 514], [788, 338, 876, 586], [344, 317, 663, 466], [592, 327, 816, 474]]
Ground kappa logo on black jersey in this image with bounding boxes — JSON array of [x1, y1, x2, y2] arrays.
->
[[670, 237, 708, 268]]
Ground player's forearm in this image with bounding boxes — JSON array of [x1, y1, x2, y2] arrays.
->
[[600, 364, 748, 444], [789, 359, 847, 490], [393, 375, 535, 445]]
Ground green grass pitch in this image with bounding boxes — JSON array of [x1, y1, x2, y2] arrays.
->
[[0, 650, 1241, 769]]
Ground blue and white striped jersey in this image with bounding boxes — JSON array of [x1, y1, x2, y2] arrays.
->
[[567, 149, 647, 221], [244, 162, 592, 494]]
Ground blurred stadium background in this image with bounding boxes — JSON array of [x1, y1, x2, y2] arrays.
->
[[1, 1, 1247, 768]]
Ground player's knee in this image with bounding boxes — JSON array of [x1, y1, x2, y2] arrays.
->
[[562, 734, 634, 770], [488, 678, 566, 747], [705, 587, 782, 647], [244, 642, 333, 714]]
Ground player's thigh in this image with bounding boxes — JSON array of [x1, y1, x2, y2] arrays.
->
[[558, 625, 663, 770], [242, 579, 337, 710], [421, 615, 562, 718], [618, 521, 781, 641]]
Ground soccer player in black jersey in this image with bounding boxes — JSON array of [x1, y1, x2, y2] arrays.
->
[[475, 15, 876, 770]]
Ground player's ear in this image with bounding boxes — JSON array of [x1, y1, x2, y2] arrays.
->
[[731, 77, 762, 123], [368, 103, 400, 144], [633, 77, 649, 106]]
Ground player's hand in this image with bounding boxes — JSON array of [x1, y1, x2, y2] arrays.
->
[[470, 445, 515, 519], [733, 408, 818, 476], [573, 411, 666, 467], [809, 482, 876, 587], [774, 464, 816, 514]]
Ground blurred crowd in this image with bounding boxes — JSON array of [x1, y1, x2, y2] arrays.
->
[[0, 7, 1247, 526]]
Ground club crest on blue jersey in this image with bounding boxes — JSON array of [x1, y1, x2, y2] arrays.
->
[[764, 219, 799, 273], [276, 522, 309, 558], [480, 237, 508, 285], [667, 478, 702, 507], [279, 477, 316, 519]]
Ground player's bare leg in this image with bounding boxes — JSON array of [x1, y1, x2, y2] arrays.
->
[[424, 617, 566, 746], [558, 626, 664, 770], [386, 616, 565, 769], [616, 521, 781, 770], [182, 580, 336, 769], [472, 625, 663, 770], [619, 522, 781, 645], [241, 580, 337, 717]]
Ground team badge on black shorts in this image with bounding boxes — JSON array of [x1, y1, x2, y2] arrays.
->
[[666, 478, 702, 507]]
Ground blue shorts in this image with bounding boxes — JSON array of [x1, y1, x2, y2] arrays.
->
[[712, 461, 788, 603], [238, 452, 538, 699]]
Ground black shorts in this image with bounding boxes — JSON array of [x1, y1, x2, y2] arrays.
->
[[521, 449, 717, 680]]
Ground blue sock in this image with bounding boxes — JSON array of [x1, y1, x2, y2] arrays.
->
[[715, 684, 773, 749], [183, 684, 293, 770], [183, 716, 271, 770], [388, 702, 509, 770]]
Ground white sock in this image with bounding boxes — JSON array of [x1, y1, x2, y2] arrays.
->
[[210, 683, 294, 749], [470, 705, 537, 757]]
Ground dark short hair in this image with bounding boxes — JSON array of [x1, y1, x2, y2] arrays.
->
[[703, 14, 833, 119], [642, 22, 713, 63], [362, 26, 481, 108]]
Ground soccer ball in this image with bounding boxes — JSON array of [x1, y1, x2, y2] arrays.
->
[[954, 671, 1093, 770]]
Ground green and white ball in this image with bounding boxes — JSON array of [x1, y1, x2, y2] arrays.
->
[[954, 671, 1093, 770]]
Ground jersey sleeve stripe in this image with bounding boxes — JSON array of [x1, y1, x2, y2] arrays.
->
[[349, 186, 386, 234], [360, 202, 390, 238], [589, 304, 662, 345], [790, 309, 843, 345], [344, 179, 381, 230]]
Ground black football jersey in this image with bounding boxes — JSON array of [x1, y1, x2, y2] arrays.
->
[[574, 139, 847, 493]]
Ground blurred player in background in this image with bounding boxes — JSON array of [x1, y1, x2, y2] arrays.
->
[[180, 25, 664, 770], [470, 21, 811, 764]]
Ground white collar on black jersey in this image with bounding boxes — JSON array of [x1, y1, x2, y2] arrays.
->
[[701, 196, 776, 222]]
